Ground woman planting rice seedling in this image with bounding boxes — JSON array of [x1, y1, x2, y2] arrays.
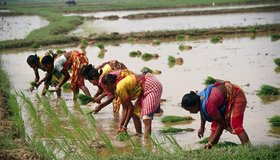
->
[[181, 80, 250, 149], [47, 45, 91, 100], [27, 54, 62, 97], [80, 60, 128, 112], [101, 71, 163, 138]]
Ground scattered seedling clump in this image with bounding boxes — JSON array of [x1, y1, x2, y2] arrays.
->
[[168, 56, 183, 67], [152, 39, 161, 45], [274, 58, 280, 66], [269, 115, 280, 127], [271, 33, 280, 41], [257, 84, 280, 96], [141, 53, 159, 61], [159, 127, 194, 133], [141, 67, 161, 75], [161, 115, 194, 123], [129, 50, 142, 57], [179, 44, 192, 51], [211, 35, 223, 43]]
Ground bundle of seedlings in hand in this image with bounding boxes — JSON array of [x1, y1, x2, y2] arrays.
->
[[204, 76, 217, 85], [30, 81, 37, 88], [97, 42, 105, 49], [80, 39, 89, 48], [161, 115, 194, 123], [159, 127, 194, 133], [78, 94, 95, 105], [117, 132, 130, 141], [62, 82, 71, 90], [257, 84, 280, 96]]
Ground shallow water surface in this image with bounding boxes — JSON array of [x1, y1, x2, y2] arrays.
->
[[0, 15, 49, 41], [64, 3, 280, 18], [70, 11, 280, 36], [2, 35, 280, 155]]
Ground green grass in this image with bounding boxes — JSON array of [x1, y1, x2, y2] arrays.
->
[[161, 116, 194, 123], [257, 84, 280, 96], [269, 115, 280, 127]]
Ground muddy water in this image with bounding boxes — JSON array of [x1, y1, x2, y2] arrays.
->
[[1, 35, 280, 152], [64, 3, 280, 18], [70, 11, 280, 36], [0, 15, 49, 41]]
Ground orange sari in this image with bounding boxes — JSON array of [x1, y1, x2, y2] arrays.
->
[[63, 50, 88, 91]]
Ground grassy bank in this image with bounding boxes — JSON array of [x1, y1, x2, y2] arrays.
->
[[0, 0, 279, 50]]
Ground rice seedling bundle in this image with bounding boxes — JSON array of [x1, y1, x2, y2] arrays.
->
[[257, 84, 280, 96], [274, 58, 280, 66], [141, 53, 154, 61], [62, 82, 71, 90], [269, 115, 280, 127], [129, 51, 142, 57], [117, 132, 130, 141], [159, 127, 194, 133], [211, 35, 223, 43], [204, 76, 217, 85], [97, 42, 105, 49], [161, 116, 194, 123], [152, 39, 161, 45], [30, 81, 37, 88], [78, 94, 95, 105]]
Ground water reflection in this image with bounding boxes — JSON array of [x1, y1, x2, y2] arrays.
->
[[70, 12, 280, 36], [0, 15, 49, 41]]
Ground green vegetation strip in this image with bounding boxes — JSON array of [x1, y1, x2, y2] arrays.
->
[[159, 127, 194, 133]]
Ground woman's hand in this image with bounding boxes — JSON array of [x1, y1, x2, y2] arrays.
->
[[55, 86, 61, 92], [93, 106, 101, 114], [117, 125, 127, 133], [204, 142, 213, 149], [198, 127, 205, 138]]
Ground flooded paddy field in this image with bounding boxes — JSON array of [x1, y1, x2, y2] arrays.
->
[[70, 11, 280, 36], [0, 15, 49, 41], [1, 35, 280, 155]]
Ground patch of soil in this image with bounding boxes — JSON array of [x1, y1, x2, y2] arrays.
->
[[0, 94, 41, 160]]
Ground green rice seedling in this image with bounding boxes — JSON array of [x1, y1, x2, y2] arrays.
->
[[159, 127, 195, 133], [271, 33, 280, 41], [179, 44, 192, 51], [98, 49, 106, 59], [211, 35, 223, 43], [161, 115, 194, 123], [198, 137, 209, 144], [274, 58, 280, 66], [80, 39, 88, 48], [62, 82, 71, 90], [129, 50, 142, 57], [257, 84, 280, 96], [163, 134, 183, 153], [269, 115, 280, 127], [117, 132, 130, 141], [152, 39, 161, 45], [204, 76, 217, 85], [78, 94, 95, 105], [141, 67, 153, 74], [150, 135, 170, 154], [30, 81, 37, 88], [141, 53, 154, 61], [176, 34, 185, 41], [8, 94, 25, 136], [100, 133, 115, 151], [249, 27, 257, 34], [97, 42, 105, 49], [168, 56, 176, 63]]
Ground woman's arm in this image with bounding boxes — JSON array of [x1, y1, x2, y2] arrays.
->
[[33, 68, 40, 82], [198, 112, 206, 138], [205, 113, 226, 149], [36, 70, 53, 87], [93, 94, 115, 114]]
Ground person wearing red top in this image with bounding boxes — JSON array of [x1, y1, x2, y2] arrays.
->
[[181, 81, 250, 149]]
